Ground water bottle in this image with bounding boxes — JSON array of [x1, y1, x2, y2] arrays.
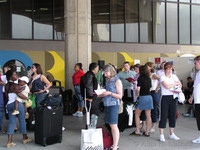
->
[[90, 114, 98, 129]]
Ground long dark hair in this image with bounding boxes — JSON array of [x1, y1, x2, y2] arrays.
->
[[33, 63, 43, 74], [139, 65, 150, 77]]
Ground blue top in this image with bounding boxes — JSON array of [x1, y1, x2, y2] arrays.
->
[[31, 76, 45, 93], [102, 76, 120, 106]]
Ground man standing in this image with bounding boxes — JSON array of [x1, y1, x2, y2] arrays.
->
[[189, 56, 200, 143], [117, 61, 136, 103], [80, 62, 100, 127]]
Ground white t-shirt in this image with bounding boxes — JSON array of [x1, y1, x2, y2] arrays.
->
[[1, 75, 7, 92], [16, 84, 30, 103], [160, 74, 179, 96], [157, 69, 165, 77], [193, 71, 200, 104]]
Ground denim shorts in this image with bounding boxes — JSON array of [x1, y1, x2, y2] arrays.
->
[[104, 105, 119, 124]]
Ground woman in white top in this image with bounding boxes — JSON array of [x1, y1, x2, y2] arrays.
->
[[158, 62, 182, 142], [145, 62, 160, 133]]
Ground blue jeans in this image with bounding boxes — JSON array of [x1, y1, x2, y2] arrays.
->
[[7, 102, 27, 134], [74, 85, 84, 108], [151, 91, 159, 123], [36, 93, 45, 107], [0, 110, 4, 128]]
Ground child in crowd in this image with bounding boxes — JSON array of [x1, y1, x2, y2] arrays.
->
[[12, 76, 30, 119]]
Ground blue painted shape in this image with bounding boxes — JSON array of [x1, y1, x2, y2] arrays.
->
[[0, 51, 33, 69]]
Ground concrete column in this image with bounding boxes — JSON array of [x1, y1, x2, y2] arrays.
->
[[64, 0, 91, 89]]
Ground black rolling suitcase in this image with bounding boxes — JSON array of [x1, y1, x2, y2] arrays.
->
[[34, 106, 63, 146]]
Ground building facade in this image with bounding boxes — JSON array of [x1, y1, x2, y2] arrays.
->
[[0, 0, 200, 89]]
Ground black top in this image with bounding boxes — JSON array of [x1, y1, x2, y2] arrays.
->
[[137, 76, 152, 96], [80, 71, 98, 99]]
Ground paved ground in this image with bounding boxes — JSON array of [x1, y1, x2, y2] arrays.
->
[[0, 104, 200, 150]]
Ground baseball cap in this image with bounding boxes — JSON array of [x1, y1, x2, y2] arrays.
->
[[19, 76, 29, 83]]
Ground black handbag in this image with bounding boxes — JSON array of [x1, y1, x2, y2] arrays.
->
[[40, 93, 62, 106]]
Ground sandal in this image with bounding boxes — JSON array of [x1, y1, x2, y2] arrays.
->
[[108, 145, 119, 150], [129, 131, 140, 136], [6, 142, 16, 148], [143, 132, 150, 137]]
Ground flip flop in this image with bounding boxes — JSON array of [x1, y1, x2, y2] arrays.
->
[[130, 131, 140, 136], [143, 132, 150, 137]]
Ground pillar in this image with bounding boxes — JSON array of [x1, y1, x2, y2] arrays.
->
[[64, 0, 91, 89]]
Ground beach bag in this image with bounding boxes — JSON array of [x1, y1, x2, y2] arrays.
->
[[28, 94, 36, 108], [25, 99, 33, 108], [80, 128, 103, 150]]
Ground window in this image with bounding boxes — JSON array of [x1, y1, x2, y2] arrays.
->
[[153, 1, 165, 43], [0, 0, 11, 39], [34, 0, 53, 39], [12, 0, 32, 39], [179, 4, 190, 44], [139, 0, 152, 43], [167, 3, 178, 44], [111, 0, 125, 42], [92, 0, 110, 41], [192, 5, 200, 44], [125, 0, 139, 42]]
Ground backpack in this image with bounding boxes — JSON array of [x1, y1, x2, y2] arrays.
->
[[80, 74, 87, 98]]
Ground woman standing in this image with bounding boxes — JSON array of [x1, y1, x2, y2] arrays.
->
[[72, 63, 85, 117], [5, 70, 32, 148], [100, 64, 122, 150], [29, 63, 52, 107], [130, 65, 153, 137], [159, 62, 182, 142], [145, 62, 160, 133]]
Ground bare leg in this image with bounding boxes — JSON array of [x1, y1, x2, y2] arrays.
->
[[135, 109, 142, 134], [110, 124, 119, 150], [169, 128, 175, 135], [160, 128, 164, 134], [145, 109, 152, 135], [7, 134, 13, 144]]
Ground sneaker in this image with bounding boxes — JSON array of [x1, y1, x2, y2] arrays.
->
[[169, 133, 180, 140], [23, 138, 33, 144], [12, 110, 19, 115], [77, 112, 83, 117], [160, 134, 165, 142], [72, 111, 79, 117], [182, 113, 190, 117], [192, 136, 200, 143], [149, 128, 155, 133], [6, 142, 16, 148], [25, 112, 29, 119]]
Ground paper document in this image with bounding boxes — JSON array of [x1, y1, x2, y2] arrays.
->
[[94, 89, 106, 95]]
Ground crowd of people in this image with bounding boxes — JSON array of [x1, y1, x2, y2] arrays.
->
[[71, 57, 200, 149], [0, 63, 52, 148], [0, 56, 200, 149]]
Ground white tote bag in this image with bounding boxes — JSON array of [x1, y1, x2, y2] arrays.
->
[[80, 128, 103, 150]]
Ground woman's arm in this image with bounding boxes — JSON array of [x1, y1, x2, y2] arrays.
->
[[113, 79, 123, 99], [136, 86, 140, 98], [40, 75, 52, 93], [152, 74, 160, 80], [161, 80, 179, 89]]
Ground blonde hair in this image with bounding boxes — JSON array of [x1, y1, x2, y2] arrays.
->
[[103, 64, 116, 78]]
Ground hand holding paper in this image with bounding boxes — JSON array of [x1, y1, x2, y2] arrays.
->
[[94, 89, 106, 95]]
